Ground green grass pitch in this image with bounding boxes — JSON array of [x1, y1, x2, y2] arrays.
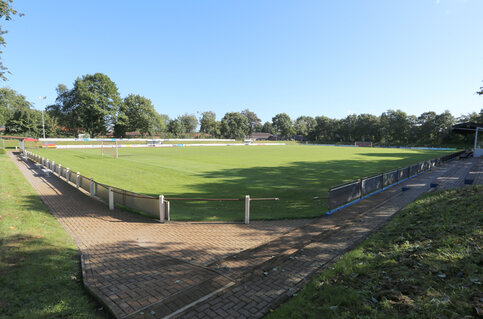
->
[[31, 145, 453, 221]]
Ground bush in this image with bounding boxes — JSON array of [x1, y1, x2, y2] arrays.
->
[[0, 148, 6, 154]]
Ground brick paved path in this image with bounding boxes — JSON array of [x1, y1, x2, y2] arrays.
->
[[9, 153, 480, 318]]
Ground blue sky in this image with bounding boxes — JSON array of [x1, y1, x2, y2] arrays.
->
[[2, 0, 483, 122]]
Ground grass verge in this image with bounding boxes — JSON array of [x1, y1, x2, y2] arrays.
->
[[268, 186, 483, 318], [0, 153, 107, 318]]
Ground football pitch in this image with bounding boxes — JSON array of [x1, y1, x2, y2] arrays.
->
[[31, 145, 454, 221]]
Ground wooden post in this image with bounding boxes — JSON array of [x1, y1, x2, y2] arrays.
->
[[159, 195, 165, 222], [66, 168, 70, 182], [58, 164, 62, 176], [109, 187, 114, 210], [76, 172, 80, 188], [245, 195, 250, 224]]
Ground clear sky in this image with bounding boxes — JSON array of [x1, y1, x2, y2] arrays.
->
[[2, 0, 483, 122]]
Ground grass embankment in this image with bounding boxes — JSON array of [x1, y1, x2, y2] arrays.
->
[[0, 154, 107, 318], [31, 146, 453, 221], [268, 186, 483, 318]]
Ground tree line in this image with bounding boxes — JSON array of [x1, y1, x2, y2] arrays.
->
[[1, 73, 482, 147]]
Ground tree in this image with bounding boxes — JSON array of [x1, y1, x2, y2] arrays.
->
[[220, 112, 249, 139], [46, 84, 80, 136], [122, 94, 158, 136], [178, 113, 198, 133], [72, 73, 121, 137], [314, 116, 338, 143], [0, 87, 29, 127], [199, 111, 219, 137], [380, 109, 412, 145], [154, 114, 169, 135], [354, 114, 380, 142], [0, 0, 22, 80], [167, 119, 183, 137], [241, 109, 261, 136], [272, 113, 295, 139], [294, 116, 316, 138], [477, 81, 483, 95], [261, 121, 275, 134]]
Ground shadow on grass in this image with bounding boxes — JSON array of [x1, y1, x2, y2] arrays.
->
[[0, 234, 109, 318]]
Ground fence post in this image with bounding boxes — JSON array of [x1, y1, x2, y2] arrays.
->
[[90, 178, 95, 197], [58, 164, 62, 176], [165, 201, 170, 221], [66, 168, 70, 182], [76, 172, 80, 188], [159, 195, 165, 222], [245, 195, 250, 224], [108, 187, 114, 210]]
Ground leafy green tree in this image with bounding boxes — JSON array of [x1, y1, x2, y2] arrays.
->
[[294, 116, 316, 138], [178, 113, 198, 133], [380, 109, 412, 145], [261, 121, 275, 134], [0, 0, 22, 80], [122, 94, 158, 136], [434, 110, 455, 144], [0, 87, 29, 126], [6, 106, 49, 137], [167, 119, 183, 137], [272, 113, 295, 139], [154, 114, 169, 134], [199, 111, 219, 137], [354, 114, 380, 142], [314, 116, 338, 143], [72, 73, 121, 137], [46, 84, 80, 136], [220, 112, 249, 139], [241, 109, 261, 136]]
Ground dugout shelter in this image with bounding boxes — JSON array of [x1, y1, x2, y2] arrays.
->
[[452, 122, 483, 158]]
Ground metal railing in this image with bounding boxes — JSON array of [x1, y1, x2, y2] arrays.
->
[[327, 151, 464, 210]]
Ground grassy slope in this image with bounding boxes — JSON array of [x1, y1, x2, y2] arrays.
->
[[268, 186, 483, 318], [31, 146, 453, 221], [0, 154, 106, 318]]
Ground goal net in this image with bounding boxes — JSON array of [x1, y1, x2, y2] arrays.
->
[[101, 141, 118, 158], [355, 141, 373, 147]]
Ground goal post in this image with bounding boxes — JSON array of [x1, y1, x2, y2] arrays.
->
[[101, 141, 118, 158], [355, 141, 373, 147]]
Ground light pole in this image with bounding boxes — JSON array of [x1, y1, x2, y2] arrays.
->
[[38, 96, 47, 139]]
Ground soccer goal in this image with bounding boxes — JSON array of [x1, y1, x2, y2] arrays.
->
[[355, 141, 373, 147], [101, 141, 118, 158]]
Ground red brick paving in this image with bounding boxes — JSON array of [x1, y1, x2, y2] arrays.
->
[[9, 152, 479, 318]]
